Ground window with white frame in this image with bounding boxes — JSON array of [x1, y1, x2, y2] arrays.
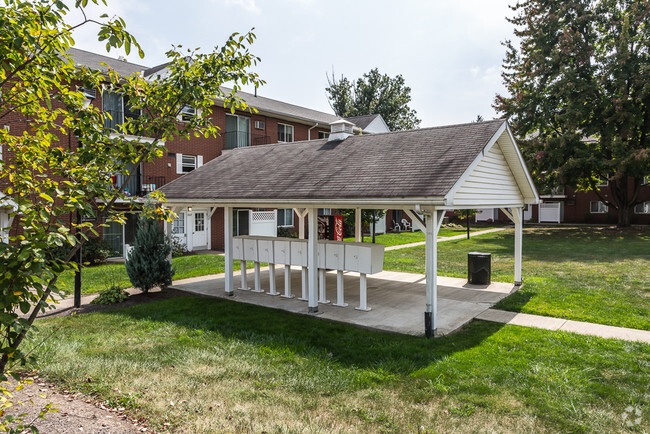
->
[[642, 175, 650, 185], [318, 131, 329, 139], [596, 176, 609, 187], [225, 114, 250, 149], [175, 153, 203, 174], [318, 208, 331, 215], [634, 201, 650, 214], [277, 209, 294, 227], [277, 123, 294, 142], [590, 201, 608, 214], [179, 105, 196, 122], [173, 212, 185, 234]]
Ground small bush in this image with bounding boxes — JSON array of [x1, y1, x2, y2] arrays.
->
[[277, 227, 297, 238], [83, 237, 120, 265], [125, 219, 174, 292], [91, 285, 129, 305]]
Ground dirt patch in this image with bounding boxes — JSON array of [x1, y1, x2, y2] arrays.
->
[[5, 375, 149, 433]]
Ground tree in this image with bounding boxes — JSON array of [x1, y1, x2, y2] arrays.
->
[[0, 0, 263, 378], [326, 68, 421, 131], [495, 0, 650, 227], [126, 218, 174, 292], [339, 209, 386, 239]]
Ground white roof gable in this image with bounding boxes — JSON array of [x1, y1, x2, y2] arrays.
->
[[445, 123, 539, 208]]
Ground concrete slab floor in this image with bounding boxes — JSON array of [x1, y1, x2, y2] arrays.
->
[[170, 268, 517, 337]]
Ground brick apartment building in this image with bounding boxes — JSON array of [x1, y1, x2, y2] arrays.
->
[[21, 48, 390, 255]]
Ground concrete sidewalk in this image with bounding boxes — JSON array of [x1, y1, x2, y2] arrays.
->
[[477, 309, 650, 344], [385, 227, 508, 251]]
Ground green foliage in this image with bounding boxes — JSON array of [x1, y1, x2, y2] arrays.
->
[[495, 0, 650, 226], [338, 209, 386, 237], [0, 0, 262, 377], [170, 236, 189, 258], [326, 68, 421, 131], [91, 285, 129, 305], [276, 227, 297, 238], [125, 219, 174, 293]]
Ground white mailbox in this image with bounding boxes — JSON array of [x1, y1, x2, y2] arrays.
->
[[243, 236, 259, 262], [273, 237, 292, 265], [257, 237, 274, 263], [233, 236, 245, 261], [325, 241, 345, 270], [290, 239, 308, 267], [344, 242, 385, 274], [318, 242, 326, 269]]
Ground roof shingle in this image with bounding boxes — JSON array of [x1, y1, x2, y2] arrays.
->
[[159, 119, 506, 201]]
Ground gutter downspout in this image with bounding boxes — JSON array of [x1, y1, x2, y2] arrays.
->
[[308, 123, 319, 141]]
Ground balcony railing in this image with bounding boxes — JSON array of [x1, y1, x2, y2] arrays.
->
[[224, 132, 272, 149], [112, 171, 166, 197]]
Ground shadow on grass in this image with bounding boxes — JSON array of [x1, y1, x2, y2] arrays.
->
[[110, 295, 506, 374]]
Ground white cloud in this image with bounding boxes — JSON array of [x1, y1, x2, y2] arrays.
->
[[225, 0, 261, 14]]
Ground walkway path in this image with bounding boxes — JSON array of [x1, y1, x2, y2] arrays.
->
[[385, 227, 508, 251], [477, 309, 650, 344]]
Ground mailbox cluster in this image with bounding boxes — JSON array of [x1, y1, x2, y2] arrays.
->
[[232, 236, 384, 311]]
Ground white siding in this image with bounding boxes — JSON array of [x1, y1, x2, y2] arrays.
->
[[452, 141, 524, 206]]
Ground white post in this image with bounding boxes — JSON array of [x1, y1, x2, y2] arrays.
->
[[252, 262, 263, 293], [307, 208, 319, 313], [354, 208, 362, 242], [295, 208, 307, 239], [224, 207, 234, 295], [299, 267, 308, 301], [239, 260, 250, 290], [318, 269, 330, 303], [356, 273, 370, 311], [513, 207, 523, 286], [267, 264, 278, 295], [165, 218, 173, 265], [282, 265, 293, 298], [333, 270, 347, 307], [424, 209, 444, 337]]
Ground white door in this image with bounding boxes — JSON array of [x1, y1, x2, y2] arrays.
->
[[191, 210, 208, 249]]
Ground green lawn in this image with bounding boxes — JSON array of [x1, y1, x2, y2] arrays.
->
[[27, 297, 649, 432], [344, 225, 499, 245], [57, 255, 231, 296], [384, 226, 650, 330]]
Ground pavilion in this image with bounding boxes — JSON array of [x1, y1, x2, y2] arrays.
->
[[158, 119, 539, 337]]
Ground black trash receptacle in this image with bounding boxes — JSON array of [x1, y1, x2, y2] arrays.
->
[[468, 252, 491, 285]]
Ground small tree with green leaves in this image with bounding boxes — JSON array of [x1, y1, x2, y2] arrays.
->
[[125, 219, 174, 293]]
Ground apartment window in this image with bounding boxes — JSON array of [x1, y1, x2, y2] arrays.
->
[[318, 131, 329, 139], [318, 208, 331, 216], [182, 155, 196, 173], [590, 201, 608, 214], [596, 176, 609, 187], [635, 201, 650, 214], [278, 123, 294, 142], [173, 212, 185, 234], [175, 153, 203, 174], [277, 209, 294, 227], [642, 175, 650, 185], [179, 105, 196, 122], [225, 114, 250, 149], [102, 91, 140, 131]]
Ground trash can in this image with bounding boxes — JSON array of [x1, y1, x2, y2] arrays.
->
[[468, 252, 491, 285]]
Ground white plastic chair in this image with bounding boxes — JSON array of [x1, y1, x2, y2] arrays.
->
[[401, 219, 412, 232]]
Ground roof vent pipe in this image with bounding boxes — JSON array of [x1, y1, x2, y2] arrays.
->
[[328, 119, 355, 141]]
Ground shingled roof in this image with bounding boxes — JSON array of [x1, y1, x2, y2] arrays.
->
[[160, 119, 507, 203]]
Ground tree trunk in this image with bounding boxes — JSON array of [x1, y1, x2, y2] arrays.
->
[[617, 204, 632, 227]]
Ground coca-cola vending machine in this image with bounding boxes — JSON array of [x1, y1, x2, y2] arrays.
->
[[317, 215, 344, 241]]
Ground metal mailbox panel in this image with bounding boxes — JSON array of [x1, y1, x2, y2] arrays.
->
[[232, 237, 244, 261], [344, 244, 361, 272], [325, 242, 345, 270], [290, 239, 308, 266], [273, 239, 291, 265], [243, 237, 258, 262], [257, 238, 274, 263], [318, 242, 326, 268]]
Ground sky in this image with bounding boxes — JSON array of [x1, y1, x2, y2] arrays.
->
[[68, 0, 517, 127]]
